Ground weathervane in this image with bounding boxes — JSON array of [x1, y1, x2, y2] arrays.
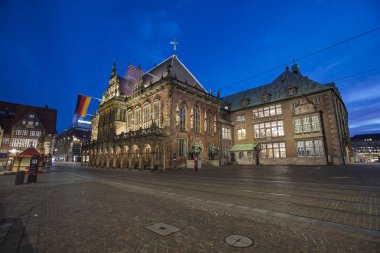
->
[[170, 39, 179, 55]]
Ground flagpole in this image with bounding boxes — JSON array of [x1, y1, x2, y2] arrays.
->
[[78, 93, 102, 101]]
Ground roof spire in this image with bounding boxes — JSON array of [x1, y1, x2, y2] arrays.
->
[[110, 60, 117, 79], [170, 39, 179, 55], [292, 58, 300, 75]]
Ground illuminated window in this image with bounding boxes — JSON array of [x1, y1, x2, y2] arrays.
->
[[297, 140, 324, 157], [236, 115, 245, 122], [253, 104, 282, 119], [261, 142, 286, 158], [179, 139, 187, 157], [135, 108, 141, 130], [294, 118, 302, 133], [143, 104, 150, 129], [297, 141, 305, 157], [314, 140, 324, 157], [222, 127, 231, 140], [303, 117, 311, 132], [237, 129, 246, 140], [126, 111, 132, 132], [305, 140, 314, 157], [144, 146, 151, 159], [294, 115, 320, 133], [254, 121, 284, 138], [154, 101, 160, 126], [311, 115, 320, 131]]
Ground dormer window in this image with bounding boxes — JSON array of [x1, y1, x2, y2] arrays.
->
[[313, 97, 321, 105], [287, 86, 297, 96], [262, 92, 271, 103], [240, 98, 250, 107], [222, 102, 231, 111]]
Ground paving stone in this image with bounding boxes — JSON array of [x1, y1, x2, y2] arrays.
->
[[0, 163, 379, 252], [145, 222, 181, 236]]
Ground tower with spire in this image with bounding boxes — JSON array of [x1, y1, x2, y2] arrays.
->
[[102, 62, 122, 103]]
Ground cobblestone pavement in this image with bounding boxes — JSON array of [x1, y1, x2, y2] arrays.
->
[[0, 163, 380, 252]]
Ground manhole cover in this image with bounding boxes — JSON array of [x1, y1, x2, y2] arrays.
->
[[225, 234, 253, 248], [145, 222, 181, 236]]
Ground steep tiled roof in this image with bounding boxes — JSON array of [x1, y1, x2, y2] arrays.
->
[[222, 68, 331, 111], [0, 101, 57, 134], [141, 55, 206, 92], [18, 147, 41, 157]]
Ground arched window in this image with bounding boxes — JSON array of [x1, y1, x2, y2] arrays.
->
[[126, 110, 132, 132], [155, 146, 162, 160], [143, 104, 151, 129], [193, 105, 200, 132], [207, 111, 213, 134], [135, 107, 141, 130], [179, 104, 186, 131], [144, 145, 151, 159], [153, 101, 160, 126]]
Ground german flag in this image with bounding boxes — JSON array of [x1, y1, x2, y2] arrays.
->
[[74, 94, 91, 117]]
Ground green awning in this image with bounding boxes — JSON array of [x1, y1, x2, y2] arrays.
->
[[229, 144, 255, 152]]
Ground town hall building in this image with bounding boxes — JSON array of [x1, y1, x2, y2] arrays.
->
[[82, 54, 351, 168]]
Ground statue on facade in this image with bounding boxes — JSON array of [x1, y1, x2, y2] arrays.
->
[[190, 107, 194, 129], [214, 115, 217, 133], [175, 103, 180, 126], [204, 111, 208, 132]]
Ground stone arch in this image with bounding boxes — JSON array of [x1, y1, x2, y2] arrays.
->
[[123, 145, 129, 168], [154, 144, 164, 169], [192, 138, 205, 160], [143, 144, 152, 160], [131, 145, 140, 168], [115, 146, 121, 168]]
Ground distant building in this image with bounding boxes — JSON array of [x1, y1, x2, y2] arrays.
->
[[82, 55, 351, 168], [351, 134, 380, 162], [54, 120, 92, 162], [0, 101, 57, 168]]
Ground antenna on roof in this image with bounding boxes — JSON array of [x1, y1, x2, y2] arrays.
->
[[170, 39, 179, 55]]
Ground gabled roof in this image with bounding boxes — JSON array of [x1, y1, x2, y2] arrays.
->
[[222, 68, 331, 111], [18, 147, 41, 158], [0, 101, 57, 134], [141, 55, 206, 92]]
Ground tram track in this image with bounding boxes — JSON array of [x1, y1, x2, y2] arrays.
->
[[67, 170, 380, 231]]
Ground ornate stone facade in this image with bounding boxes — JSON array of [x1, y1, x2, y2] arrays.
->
[[82, 55, 220, 169], [82, 56, 351, 168]]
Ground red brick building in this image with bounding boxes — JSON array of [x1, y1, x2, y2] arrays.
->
[[82, 56, 351, 168]]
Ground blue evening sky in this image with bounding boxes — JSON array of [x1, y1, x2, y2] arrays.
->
[[0, 0, 379, 136]]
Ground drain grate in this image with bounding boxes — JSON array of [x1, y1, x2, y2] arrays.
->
[[145, 222, 181, 236], [225, 234, 254, 248]]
